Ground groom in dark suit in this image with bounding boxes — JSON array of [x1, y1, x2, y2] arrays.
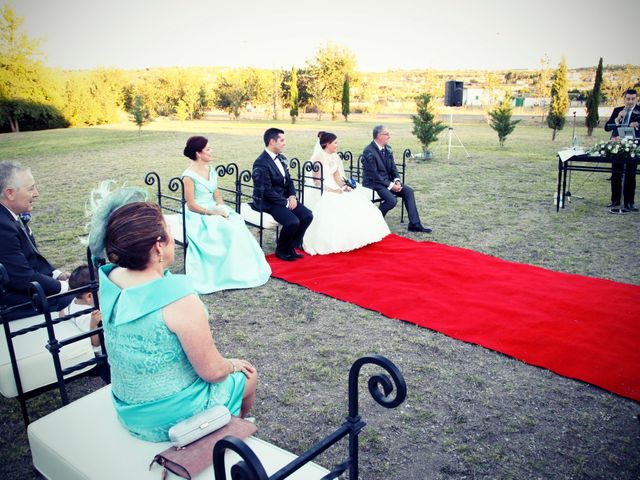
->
[[251, 128, 313, 261], [362, 125, 431, 233], [0, 162, 71, 318]]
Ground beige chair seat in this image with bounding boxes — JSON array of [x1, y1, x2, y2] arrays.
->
[[0, 313, 94, 398], [163, 214, 184, 244], [28, 385, 329, 479], [240, 203, 280, 230]]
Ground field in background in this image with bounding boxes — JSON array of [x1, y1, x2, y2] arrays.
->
[[0, 118, 639, 479]]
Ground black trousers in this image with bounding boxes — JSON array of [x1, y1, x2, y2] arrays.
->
[[375, 184, 421, 226], [611, 160, 637, 205], [267, 203, 313, 252]]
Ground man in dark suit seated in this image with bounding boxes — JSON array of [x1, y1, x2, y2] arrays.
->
[[250, 128, 313, 261], [362, 125, 432, 233], [0, 162, 71, 318], [604, 88, 640, 213]]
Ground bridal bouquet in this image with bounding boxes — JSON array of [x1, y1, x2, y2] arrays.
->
[[589, 137, 639, 159], [342, 177, 357, 189]]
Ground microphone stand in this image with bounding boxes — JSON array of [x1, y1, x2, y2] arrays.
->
[[566, 112, 584, 200]]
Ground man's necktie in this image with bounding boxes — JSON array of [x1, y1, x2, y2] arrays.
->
[[16, 216, 38, 251], [623, 109, 632, 127]]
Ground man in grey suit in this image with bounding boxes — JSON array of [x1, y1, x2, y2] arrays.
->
[[362, 125, 431, 233]]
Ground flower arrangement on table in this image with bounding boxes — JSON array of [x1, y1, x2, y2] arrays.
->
[[589, 137, 639, 159]]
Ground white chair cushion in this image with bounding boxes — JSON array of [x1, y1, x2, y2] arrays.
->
[[28, 385, 329, 479], [301, 185, 322, 211], [240, 203, 280, 230], [163, 214, 184, 244], [0, 314, 95, 398], [358, 185, 380, 201]]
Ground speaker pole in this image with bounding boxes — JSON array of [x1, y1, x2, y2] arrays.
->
[[446, 112, 471, 160], [447, 112, 453, 160]]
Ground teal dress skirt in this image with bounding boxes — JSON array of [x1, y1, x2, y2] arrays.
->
[[99, 264, 247, 442], [182, 168, 271, 294]]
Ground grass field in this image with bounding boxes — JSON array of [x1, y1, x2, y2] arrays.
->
[[1, 115, 639, 479]]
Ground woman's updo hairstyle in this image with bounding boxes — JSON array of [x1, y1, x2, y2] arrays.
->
[[317, 131, 337, 149], [105, 202, 168, 270], [183, 136, 208, 161]]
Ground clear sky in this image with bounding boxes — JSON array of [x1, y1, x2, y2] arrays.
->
[[10, 0, 640, 72]]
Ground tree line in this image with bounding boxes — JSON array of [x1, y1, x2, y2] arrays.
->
[[1, 5, 638, 133]]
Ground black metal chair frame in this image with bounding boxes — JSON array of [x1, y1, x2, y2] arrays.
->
[[212, 354, 407, 480], [339, 149, 410, 224], [0, 250, 108, 425], [145, 172, 188, 270]]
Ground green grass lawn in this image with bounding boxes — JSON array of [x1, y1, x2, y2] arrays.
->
[[1, 116, 639, 479]]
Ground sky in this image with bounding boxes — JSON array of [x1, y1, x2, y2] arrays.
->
[[10, 0, 640, 72]]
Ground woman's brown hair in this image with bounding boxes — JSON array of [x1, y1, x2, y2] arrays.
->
[[105, 202, 168, 270]]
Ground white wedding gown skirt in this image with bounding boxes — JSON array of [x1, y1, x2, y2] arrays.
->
[[303, 189, 390, 255]]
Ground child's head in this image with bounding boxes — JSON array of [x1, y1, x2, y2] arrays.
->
[[69, 265, 93, 303]]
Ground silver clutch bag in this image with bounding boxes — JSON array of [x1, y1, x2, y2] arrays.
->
[[168, 405, 231, 448]]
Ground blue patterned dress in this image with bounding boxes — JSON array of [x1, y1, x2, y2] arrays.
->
[[182, 168, 271, 294], [99, 264, 246, 442]]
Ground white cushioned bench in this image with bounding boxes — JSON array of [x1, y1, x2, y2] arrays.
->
[[163, 213, 185, 245], [28, 385, 329, 479], [239, 203, 280, 230], [0, 313, 95, 399]]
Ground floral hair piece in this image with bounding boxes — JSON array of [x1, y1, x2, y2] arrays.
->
[[84, 180, 149, 260]]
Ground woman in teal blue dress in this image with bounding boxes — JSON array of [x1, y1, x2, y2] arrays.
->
[[182, 136, 271, 294], [96, 201, 258, 442]]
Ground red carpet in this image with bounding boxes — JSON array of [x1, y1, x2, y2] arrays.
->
[[267, 235, 640, 402]]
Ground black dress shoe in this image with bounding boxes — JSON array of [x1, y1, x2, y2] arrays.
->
[[408, 223, 432, 233], [609, 207, 627, 215], [607, 202, 621, 208], [290, 249, 304, 259], [624, 204, 639, 212], [275, 249, 296, 261]]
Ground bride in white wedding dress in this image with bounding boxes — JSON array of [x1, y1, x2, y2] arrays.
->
[[302, 131, 390, 255]]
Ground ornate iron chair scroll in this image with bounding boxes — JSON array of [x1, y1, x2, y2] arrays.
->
[[237, 169, 281, 248], [298, 160, 324, 211], [145, 172, 188, 270], [212, 354, 407, 480]]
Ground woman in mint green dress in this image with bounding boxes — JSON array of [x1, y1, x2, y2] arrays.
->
[[182, 136, 271, 294], [96, 201, 258, 442]]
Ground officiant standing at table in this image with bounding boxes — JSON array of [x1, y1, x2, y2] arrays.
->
[[604, 88, 640, 214], [251, 128, 313, 261], [362, 125, 432, 233]]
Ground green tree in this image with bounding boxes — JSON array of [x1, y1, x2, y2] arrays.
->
[[0, 5, 65, 132], [547, 57, 569, 140], [585, 57, 603, 136], [130, 95, 149, 132], [489, 94, 521, 146], [306, 43, 357, 120], [213, 69, 261, 119], [281, 67, 311, 113], [341, 76, 350, 122], [601, 65, 640, 105], [289, 66, 298, 123], [175, 99, 188, 122], [411, 93, 446, 156], [535, 54, 551, 127]]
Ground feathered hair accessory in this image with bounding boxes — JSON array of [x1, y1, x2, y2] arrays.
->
[[84, 180, 149, 260]]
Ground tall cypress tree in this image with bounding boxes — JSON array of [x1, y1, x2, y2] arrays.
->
[[289, 66, 298, 124], [585, 57, 603, 137], [547, 57, 569, 141], [341, 76, 350, 122]]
